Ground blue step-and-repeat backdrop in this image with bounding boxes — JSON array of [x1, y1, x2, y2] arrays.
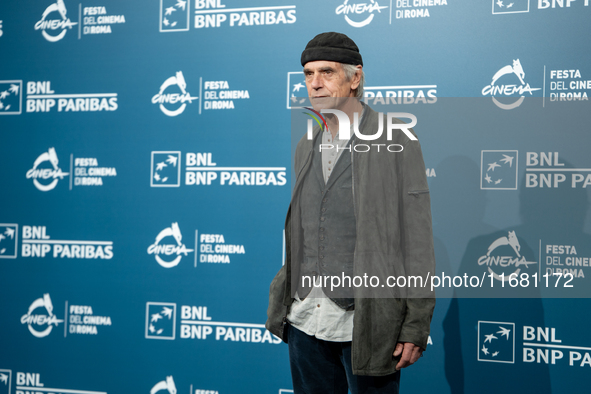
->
[[1, 0, 590, 393]]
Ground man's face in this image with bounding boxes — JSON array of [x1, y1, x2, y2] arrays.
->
[[303, 61, 360, 109]]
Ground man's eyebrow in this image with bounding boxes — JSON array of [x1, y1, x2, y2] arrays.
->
[[303, 66, 336, 74]]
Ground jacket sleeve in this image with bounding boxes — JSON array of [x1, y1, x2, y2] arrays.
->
[[396, 135, 436, 350]]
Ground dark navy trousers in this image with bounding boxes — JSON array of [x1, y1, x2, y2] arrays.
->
[[288, 324, 401, 394]]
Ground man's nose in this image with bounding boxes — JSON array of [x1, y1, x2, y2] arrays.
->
[[309, 73, 323, 90]]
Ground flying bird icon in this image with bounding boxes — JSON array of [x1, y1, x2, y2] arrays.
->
[[497, 326, 511, 339], [162, 307, 173, 318], [156, 162, 167, 171], [166, 155, 178, 167], [481, 345, 489, 355], [176, 0, 187, 10], [485, 174, 492, 183], [151, 313, 163, 323], [293, 82, 305, 92], [488, 162, 501, 171], [0, 90, 8, 99], [500, 154, 514, 167], [484, 333, 498, 343], [496, 0, 504, 7], [0, 373, 7, 384], [9, 84, 19, 95], [165, 6, 176, 15], [161, 307, 174, 319], [492, 351, 499, 357]]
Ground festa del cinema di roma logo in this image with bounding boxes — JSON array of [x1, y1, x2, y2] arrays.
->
[[151, 376, 176, 394], [478, 231, 537, 281], [152, 71, 197, 116], [335, 0, 388, 27], [147, 223, 194, 268], [20, 294, 63, 338], [26, 148, 69, 191], [35, 0, 77, 42], [482, 59, 541, 110]]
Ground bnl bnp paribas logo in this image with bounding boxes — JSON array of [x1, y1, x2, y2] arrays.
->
[[35, 0, 77, 42], [482, 59, 541, 110], [0, 81, 22, 115], [478, 321, 515, 363], [20, 294, 63, 338], [26, 148, 69, 191], [145, 302, 281, 343], [287, 72, 437, 109], [0, 370, 11, 394], [160, 0, 296, 32], [147, 223, 194, 268], [0, 224, 18, 259], [493, 0, 589, 14], [481, 150, 518, 190], [492, 0, 530, 14]]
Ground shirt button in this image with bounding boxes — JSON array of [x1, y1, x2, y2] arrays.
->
[[317, 304, 320, 308], [320, 217, 325, 222], [319, 255, 324, 259], [319, 228, 325, 232], [321, 208, 326, 212], [319, 235, 324, 240], [329, 161, 332, 164], [319, 245, 324, 250], [323, 198, 328, 202]]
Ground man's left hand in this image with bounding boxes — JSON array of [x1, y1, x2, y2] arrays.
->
[[393, 342, 423, 371]]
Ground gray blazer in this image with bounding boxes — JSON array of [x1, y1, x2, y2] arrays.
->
[[266, 103, 436, 376]]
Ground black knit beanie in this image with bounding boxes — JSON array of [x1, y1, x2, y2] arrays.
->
[[301, 32, 363, 67]]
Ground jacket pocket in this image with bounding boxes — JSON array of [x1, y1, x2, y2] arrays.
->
[[408, 189, 429, 197]]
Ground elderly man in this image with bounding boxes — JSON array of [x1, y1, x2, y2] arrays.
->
[[266, 32, 435, 394]]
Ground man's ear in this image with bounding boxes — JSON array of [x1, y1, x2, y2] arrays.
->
[[351, 65, 363, 90]]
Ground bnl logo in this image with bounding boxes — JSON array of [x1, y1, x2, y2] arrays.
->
[[287, 72, 308, 109], [0, 224, 18, 259], [0, 81, 22, 115], [160, 0, 190, 32], [145, 302, 176, 340], [492, 0, 529, 14], [478, 321, 515, 363], [481, 150, 518, 190], [0, 370, 11, 394], [151, 152, 181, 187]]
